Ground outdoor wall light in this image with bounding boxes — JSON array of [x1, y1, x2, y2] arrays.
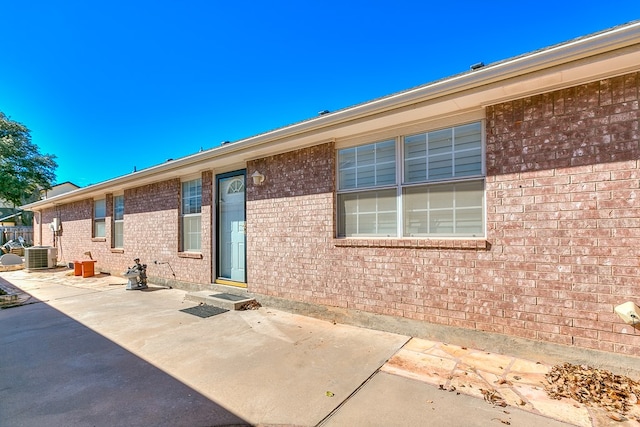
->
[[251, 171, 265, 185], [614, 301, 640, 327]]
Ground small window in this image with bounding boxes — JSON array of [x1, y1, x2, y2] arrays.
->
[[227, 178, 245, 194], [403, 181, 484, 237], [113, 195, 124, 248], [94, 199, 106, 238], [181, 179, 202, 251], [338, 139, 396, 190], [404, 122, 482, 183], [338, 189, 397, 237]]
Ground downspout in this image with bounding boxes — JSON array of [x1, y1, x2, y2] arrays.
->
[[37, 211, 43, 246]]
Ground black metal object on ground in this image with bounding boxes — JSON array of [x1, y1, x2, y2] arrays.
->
[[180, 304, 229, 318]]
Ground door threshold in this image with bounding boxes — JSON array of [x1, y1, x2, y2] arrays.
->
[[215, 279, 247, 288]]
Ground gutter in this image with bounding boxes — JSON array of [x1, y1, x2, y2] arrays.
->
[[21, 21, 640, 212]]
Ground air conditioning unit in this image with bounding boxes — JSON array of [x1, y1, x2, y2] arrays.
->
[[25, 246, 58, 270]]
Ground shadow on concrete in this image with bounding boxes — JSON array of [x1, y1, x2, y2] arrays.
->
[[0, 300, 250, 427], [140, 286, 172, 292]]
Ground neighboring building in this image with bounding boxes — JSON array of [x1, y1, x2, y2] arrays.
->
[[0, 204, 19, 226], [0, 199, 22, 226], [22, 22, 640, 361], [42, 181, 80, 199], [1, 182, 79, 226]]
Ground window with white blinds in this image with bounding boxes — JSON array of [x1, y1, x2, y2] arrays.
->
[[181, 178, 202, 251], [338, 139, 396, 190], [94, 199, 106, 238], [113, 195, 124, 248], [337, 121, 484, 238], [404, 122, 482, 183], [403, 180, 484, 236]]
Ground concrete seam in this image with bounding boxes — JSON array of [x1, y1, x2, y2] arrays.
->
[[315, 336, 412, 427]]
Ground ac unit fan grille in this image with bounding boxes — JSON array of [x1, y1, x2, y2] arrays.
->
[[25, 247, 53, 269]]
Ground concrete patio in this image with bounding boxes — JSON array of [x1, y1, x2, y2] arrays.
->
[[1, 267, 636, 426]]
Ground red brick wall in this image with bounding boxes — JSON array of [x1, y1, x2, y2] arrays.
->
[[247, 143, 335, 299], [35, 174, 212, 285], [247, 72, 640, 356], [122, 179, 181, 275], [30, 72, 640, 356], [38, 199, 93, 263], [486, 73, 640, 354]]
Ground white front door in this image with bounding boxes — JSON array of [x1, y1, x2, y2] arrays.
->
[[217, 172, 246, 284], [229, 219, 246, 281]]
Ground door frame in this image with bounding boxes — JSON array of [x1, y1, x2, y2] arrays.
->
[[215, 169, 247, 287]]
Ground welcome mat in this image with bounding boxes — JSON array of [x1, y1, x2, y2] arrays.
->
[[210, 293, 247, 302], [180, 304, 229, 318]]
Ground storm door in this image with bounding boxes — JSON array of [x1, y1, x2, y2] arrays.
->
[[216, 170, 246, 286]]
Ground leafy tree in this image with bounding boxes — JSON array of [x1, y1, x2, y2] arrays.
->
[[0, 112, 57, 209]]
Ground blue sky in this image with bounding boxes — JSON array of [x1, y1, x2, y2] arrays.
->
[[2, 1, 639, 187]]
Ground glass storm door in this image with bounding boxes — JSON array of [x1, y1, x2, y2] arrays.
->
[[217, 171, 246, 285]]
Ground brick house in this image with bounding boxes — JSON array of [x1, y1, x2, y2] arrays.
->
[[23, 22, 640, 361]]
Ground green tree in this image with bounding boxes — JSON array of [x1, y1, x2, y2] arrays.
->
[[0, 112, 57, 208]]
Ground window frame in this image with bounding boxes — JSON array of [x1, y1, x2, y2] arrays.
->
[[112, 194, 124, 248], [336, 120, 486, 239], [180, 178, 202, 252], [93, 199, 106, 238]]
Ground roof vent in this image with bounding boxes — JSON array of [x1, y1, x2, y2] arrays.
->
[[318, 110, 330, 116], [470, 62, 485, 70]]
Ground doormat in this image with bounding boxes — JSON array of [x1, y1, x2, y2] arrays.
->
[[180, 305, 229, 318], [210, 293, 247, 302]]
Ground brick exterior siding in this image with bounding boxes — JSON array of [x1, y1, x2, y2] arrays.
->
[[246, 143, 335, 301], [247, 72, 640, 356], [31, 72, 640, 357], [39, 199, 93, 263], [35, 174, 213, 285], [485, 73, 640, 354]]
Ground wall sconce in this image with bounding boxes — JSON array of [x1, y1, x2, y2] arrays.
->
[[614, 301, 640, 327], [251, 171, 265, 185]]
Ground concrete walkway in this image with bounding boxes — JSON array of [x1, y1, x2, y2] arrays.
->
[[0, 268, 635, 426]]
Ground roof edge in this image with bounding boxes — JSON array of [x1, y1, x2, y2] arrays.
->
[[22, 21, 640, 211]]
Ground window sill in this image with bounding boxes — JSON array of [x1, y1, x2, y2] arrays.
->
[[111, 248, 124, 254], [333, 238, 490, 250], [91, 238, 106, 243], [178, 252, 203, 259]]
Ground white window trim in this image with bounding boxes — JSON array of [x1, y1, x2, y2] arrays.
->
[[180, 178, 202, 252], [113, 194, 124, 248], [93, 198, 106, 239], [336, 120, 487, 239]]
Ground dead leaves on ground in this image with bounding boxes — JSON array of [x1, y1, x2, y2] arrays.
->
[[545, 362, 640, 419], [433, 360, 640, 422], [239, 300, 262, 310], [481, 388, 508, 407]]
